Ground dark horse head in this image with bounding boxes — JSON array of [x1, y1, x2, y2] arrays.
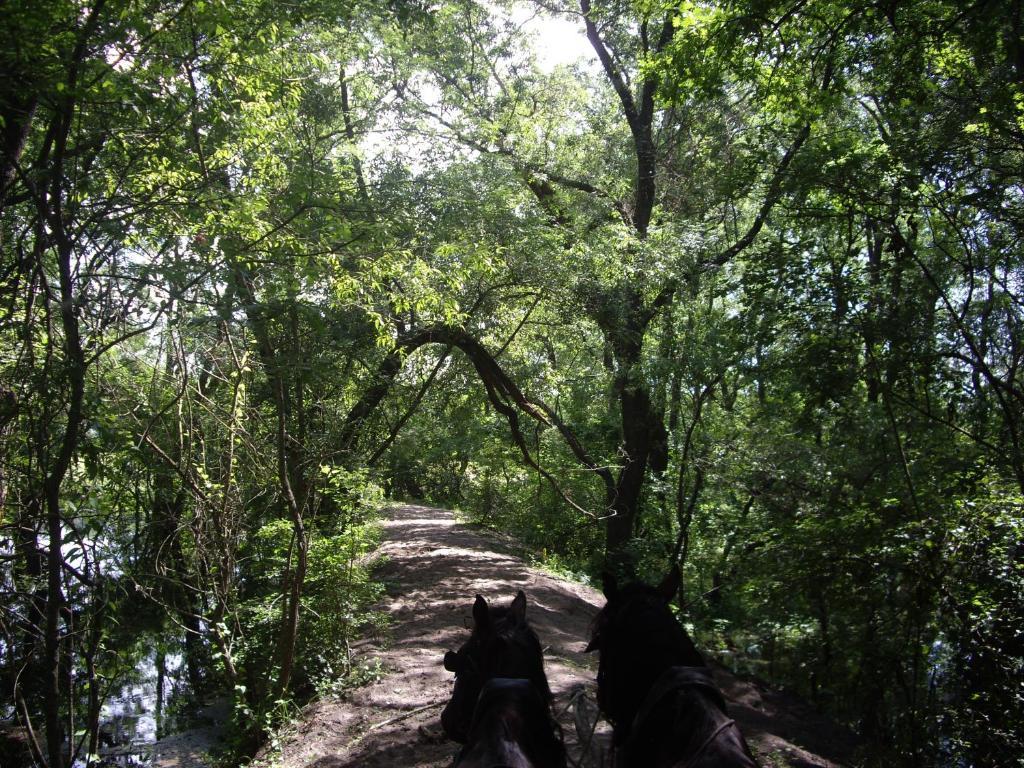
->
[[586, 568, 758, 767], [454, 678, 566, 768], [441, 590, 553, 744]]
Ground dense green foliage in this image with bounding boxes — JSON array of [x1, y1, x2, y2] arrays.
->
[[1, 0, 1022, 766]]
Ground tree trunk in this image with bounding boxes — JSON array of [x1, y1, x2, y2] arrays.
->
[[156, 647, 166, 740], [229, 264, 311, 702], [42, 244, 87, 768], [601, 284, 668, 558], [0, 90, 37, 210], [37, 5, 104, 759]]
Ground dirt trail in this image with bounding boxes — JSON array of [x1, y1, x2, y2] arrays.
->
[[262, 504, 857, 768]]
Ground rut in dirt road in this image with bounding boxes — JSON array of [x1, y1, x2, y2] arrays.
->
[[261, 505, 856, 768]]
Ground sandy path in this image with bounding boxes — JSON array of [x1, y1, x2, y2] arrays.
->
[[262, 504, 857, 768]]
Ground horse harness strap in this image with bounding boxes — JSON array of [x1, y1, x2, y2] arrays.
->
[[629, 666, 726, 735], [624, 666, 732, 766], [677, 717, 740, 768]]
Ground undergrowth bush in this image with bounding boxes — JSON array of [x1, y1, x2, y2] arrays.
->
[[229, 469, 387, 753]]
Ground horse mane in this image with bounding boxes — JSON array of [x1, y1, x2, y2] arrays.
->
[[459, 678, 565, 768]]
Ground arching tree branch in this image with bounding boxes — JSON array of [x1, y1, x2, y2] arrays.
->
[[338, 323, 617, 512]]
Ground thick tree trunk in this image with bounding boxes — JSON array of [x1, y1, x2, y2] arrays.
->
[[599, 281, 669, 557], [604, 385, 655, 554]]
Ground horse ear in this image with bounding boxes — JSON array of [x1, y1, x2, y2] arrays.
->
[[601, 570, 618, 600], [443, 650, 459, 672], [473, 594, 490, 629], [656, 564, 681, 602], [509, 590, 527, 625]]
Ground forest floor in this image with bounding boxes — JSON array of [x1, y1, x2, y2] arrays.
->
[[248, 503, 859, 768]]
